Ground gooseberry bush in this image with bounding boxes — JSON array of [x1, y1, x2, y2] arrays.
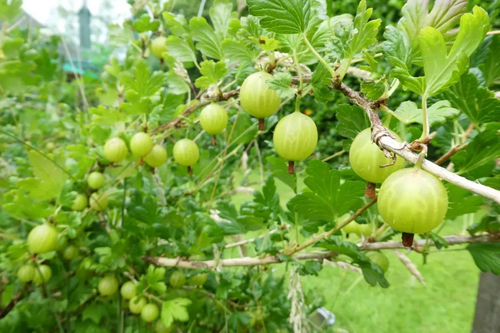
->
[[1, 0, 500, 332]]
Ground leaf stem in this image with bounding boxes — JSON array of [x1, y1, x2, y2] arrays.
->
[[419, 95, 429, 142], [301, 33, 336, 79]]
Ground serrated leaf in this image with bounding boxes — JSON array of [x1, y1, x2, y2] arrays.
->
[[0, 0, 23, 22], [452, 123, 500, 175], [248, 35, 281, 53], [166, 36, 197, 63], [397, 0, 468, 62], [161, 298, 192, 327], [266, 72, 295, 99], [90, 105, 125, 127], [163, 12, 190, 37], [382, 25, 412, 69], [221, 39, 258, 64], [266, 156, 296, 192], [420, 7, 489, 96], [473, 35, 500, 88], [247, 0, 311, 34], [133, 14, 160, 33], [468, 243, 500, 274], [394, 100, 459, 126], [120, 59, 165, 114], [345, 0, 381, 58], [444, 72, 500, 124], [82, 304, 107, 324], [190, 17, 223, 60], [318, 237, 389, 287], [288, 160, 365, 222], [361, 80, 386, 100], [27, 150, 67, 200], [428, 232, 449, 250], [210, 0, 236, 39], [445, 183, 483, 219], [336, 105, 370, 139], [194, 60, 227, 90]]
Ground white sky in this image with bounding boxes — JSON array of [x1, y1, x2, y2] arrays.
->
[[22, 0, 131, 34]]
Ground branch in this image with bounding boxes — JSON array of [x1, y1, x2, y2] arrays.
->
[[333, 81, 500, 205], [287, 197, 377, 255], [392, 250, 426, 285], [434, 142, 468, 166], [151, 89, 240, 134], [144, 234, 500, 269]]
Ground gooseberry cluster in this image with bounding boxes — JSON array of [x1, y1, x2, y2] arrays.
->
[[347, 128, 449, 247]]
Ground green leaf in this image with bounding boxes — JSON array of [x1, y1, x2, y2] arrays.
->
[[266, 72, 295, 99], [361, 80, 386, 100], [266, 156, 296, 192], [166, 36, 197, 63], [189, 17, 223, 60], [210, 0, 236, 39], [161, 298, 192, 327], [419, 7, 489, 96], [382, 25, 412, 70], [445, 184, 483, 219], [82, 303, 108, 324], [0, 0, 23, 22], [221, 39, 258, 64], [143, 265, 167, 293], [27, 150, 67, 200], [120, 59, 165, 114], [394, 100, 459, 126], [318, 237, 389, 288], [467, 243, 500, 274], [444, 72, 500, 124], [345, 0, 381, 58], [428, 233, 449, 250], [133, 14, 160, 33], [163, 12, 190, 37], [247, 0, 311, 34], [473, 35, 500, 88], [397, 0, 468, 62], [194, 60, 228, 90], [336, 105, 370, 139], [452, 123, 500, 175], [90, 105, 125, 127], [288, 160, 365, 222], [248, 35, 281, 53]]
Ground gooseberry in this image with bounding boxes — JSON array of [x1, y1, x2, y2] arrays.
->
[[240, 72, 282, 130], [28, 224, 58, 254], [366, 251, 389, 273], [144, 145, 167, 168], [190, 273, 207, 286], [33, 265, 52, 284], [130, 132, 153, 157], [90, 192, 109, 211], [120, 281, 137, 300], [72, 194, 88, 211], [104, 137, 128, 163], [200, 103, 228, 136], [141, 303, 160, 322], [273, 111, 318, 173], [349, 128, 405, 183], [17, 264, 35, 283], [98, 275, 119, 296], [173, 139, 199, 171], [151, 36, 167, 59], [87, 172, 105, 190], [169, 271, 186, 288], [62, 245, 79, 260], [378, 168, 448, 242], [129, 296, 147, 314], [155, 321, 174, 333]]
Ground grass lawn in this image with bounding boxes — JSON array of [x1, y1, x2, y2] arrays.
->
[[229, 170, 480, 333]]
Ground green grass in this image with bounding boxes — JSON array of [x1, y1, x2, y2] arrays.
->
[[228, 171, 480, 333]]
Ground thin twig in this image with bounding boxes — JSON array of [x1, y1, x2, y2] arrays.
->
[[144, 234, 500, 269], [434, 143, 469, 166]]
